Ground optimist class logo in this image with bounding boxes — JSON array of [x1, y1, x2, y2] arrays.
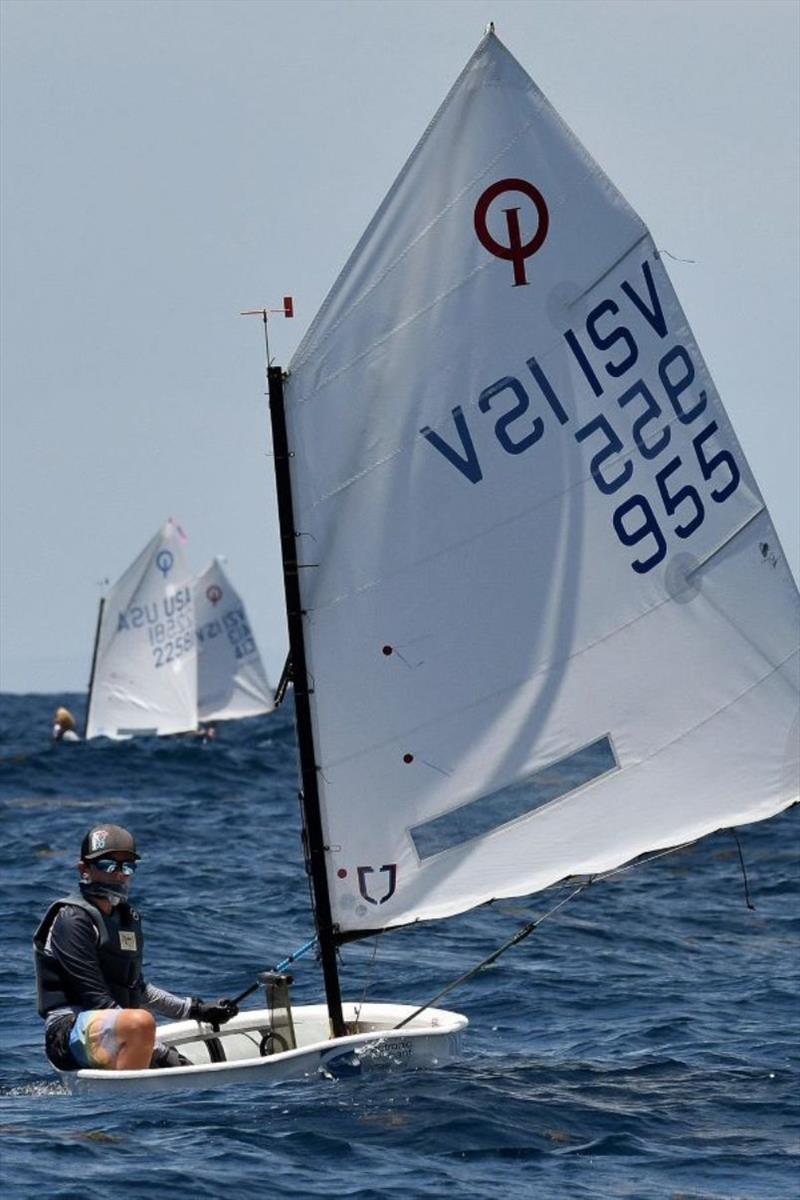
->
[[155, 549, 174, 578], [474, 178, 549, 286]]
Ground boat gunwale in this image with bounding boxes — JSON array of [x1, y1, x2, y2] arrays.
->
[[69, 1001, 468, 1083]]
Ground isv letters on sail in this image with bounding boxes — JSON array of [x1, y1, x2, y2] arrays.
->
[[421, 248, 741, 577], [196, 608, 257, 661]]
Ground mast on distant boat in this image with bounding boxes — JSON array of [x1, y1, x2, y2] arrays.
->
[[84, 595, 105, 738]]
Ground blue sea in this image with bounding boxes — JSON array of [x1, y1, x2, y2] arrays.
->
[[1, 692, 797, 1199]]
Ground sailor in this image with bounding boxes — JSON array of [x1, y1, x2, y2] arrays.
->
[[52, 706, 80, 743], [33, 823, 238, 1072]]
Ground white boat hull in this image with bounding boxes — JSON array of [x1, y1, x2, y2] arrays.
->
[[66, 1001, 468, 1094]]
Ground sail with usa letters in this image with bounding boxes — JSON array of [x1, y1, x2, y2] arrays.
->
[[194, 557, 274, 723], [85, 519, 198, 740], [69, 28, 797, 1093]]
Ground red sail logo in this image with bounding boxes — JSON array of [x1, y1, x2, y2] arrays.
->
[[474, 178, 549, 286]]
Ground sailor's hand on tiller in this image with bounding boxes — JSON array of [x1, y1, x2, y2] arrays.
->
[[189, 997, 239, 1026]]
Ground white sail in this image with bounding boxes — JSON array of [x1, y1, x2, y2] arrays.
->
[[195, 558, 274, 722], [283, 32, 799, 933], [86, 520, 197, 739]]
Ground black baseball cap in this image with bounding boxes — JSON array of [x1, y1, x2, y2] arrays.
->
[[80, 824, 140, 861]]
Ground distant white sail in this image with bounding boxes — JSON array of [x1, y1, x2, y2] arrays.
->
[[283, 32, 799, 933], [86, 520, 197, 739], [195, 558, 274, 722]]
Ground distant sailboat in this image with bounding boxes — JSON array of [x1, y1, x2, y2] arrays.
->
[[195, 558, 274, 723], [85, 527, 274, 739], [85, 519, 197, 740], [68, 28, 798, 1094]]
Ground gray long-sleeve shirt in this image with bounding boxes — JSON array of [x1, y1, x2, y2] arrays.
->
[[44, 904, 191, 1028]]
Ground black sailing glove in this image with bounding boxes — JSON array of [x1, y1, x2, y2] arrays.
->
[[189, 997, 239, 1028]]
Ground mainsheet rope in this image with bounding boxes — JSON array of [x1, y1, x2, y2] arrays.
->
[[388, 836, 741, 1032], [231, 833, 755, 1026], [391, 881, 589, 1031]]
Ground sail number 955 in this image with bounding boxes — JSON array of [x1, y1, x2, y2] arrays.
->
[[576, 345, 740, 573]]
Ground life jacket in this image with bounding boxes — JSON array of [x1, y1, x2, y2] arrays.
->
[[33, 893, 144, 1018]]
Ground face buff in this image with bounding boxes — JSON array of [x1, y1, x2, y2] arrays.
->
[[79, 871, 132, 907]]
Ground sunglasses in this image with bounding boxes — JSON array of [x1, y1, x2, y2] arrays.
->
[[92, 858, 137, 876]]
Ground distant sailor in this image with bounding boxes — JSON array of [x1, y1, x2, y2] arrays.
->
[[33, 824, 239, 1072], [52, 706, 80, 743]]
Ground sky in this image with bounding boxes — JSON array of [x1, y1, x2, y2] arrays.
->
[[1, 0, 798, 694]]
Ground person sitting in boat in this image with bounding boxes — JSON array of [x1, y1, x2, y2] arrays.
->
[[52, 706, 80, 743], [33, 823, 239, 1073]]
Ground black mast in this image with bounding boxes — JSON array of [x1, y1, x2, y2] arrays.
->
[[267, 362, 347, 1039], [84, 596, 105, 738], [273, 650, 292, 707]]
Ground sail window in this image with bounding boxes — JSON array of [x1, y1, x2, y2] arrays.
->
[[410, 735, 618, 860]]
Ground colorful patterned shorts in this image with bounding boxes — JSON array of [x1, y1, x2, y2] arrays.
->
[[68, 1009, 122, 1068]]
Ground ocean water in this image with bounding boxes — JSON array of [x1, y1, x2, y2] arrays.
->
[[1, 692, 797, 1200]]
